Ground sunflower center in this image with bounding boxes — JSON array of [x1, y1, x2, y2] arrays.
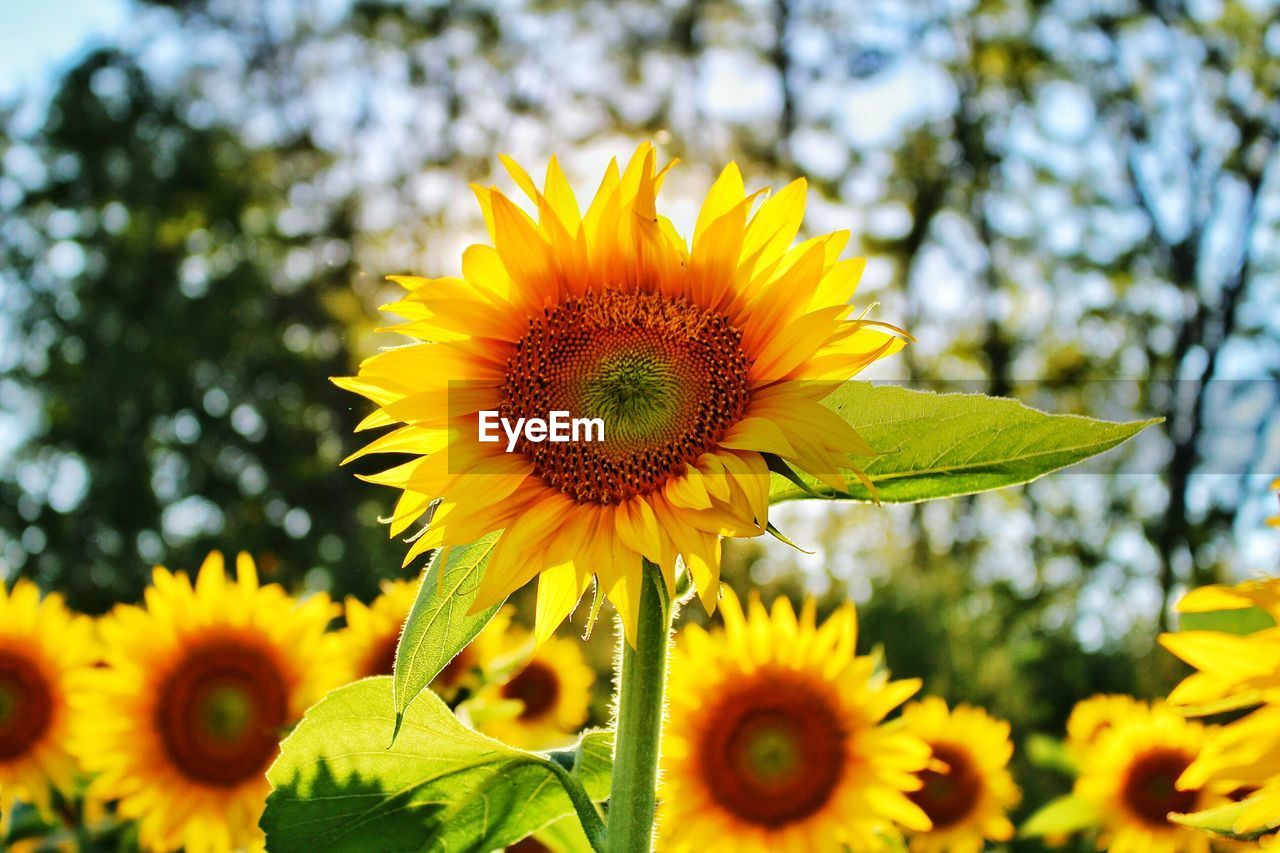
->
[[501, 661, 560, 721], [156, 637, 290, 788], [501, 290, 751, 504], [0, 649, 54, 761], [697, 670, 846, 827], [909, 742, 983, 830], [1121, 748, 1198, 827]]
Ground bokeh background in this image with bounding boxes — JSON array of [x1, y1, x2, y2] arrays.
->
[[2, 0, 1278, 844]]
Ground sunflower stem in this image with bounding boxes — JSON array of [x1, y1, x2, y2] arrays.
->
[[605, 559, 672, 853], [546, 758, 608, 852]]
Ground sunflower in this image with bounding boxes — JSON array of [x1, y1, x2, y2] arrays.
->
[[1074, 700, 1219, 853], [336, 578, 418, 682], [1066, 693, 1143, 760], [1177, 705, 1280, 839], [472, 627, 594, 750], [1159, 572, 1280, 837], [336, 144, 907, 643], [337, 579, 515, 700], [0, 580, 96, 828], [898, 697, 1019, 853], [1160, 578, 1280, 714], [72, 552, 339, 853], [658, 589, 932, 852]]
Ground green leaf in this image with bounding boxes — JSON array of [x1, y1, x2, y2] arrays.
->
[[2, 801, 62, 845], [1170, 798, 1279, 842], [1025, 733, 1079, 776], [1178, 606, 1276, 635], [531, 815, 597, 853], [1020, 794, 1101, 838], [769, 383, 1160, 503], [546, 727, 615, 802], [262, 678, 610, 853], [392, 532, 501, 739]]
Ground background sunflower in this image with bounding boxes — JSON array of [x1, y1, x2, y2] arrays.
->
[[1065, 694, 1144, 762], [1074, 701, 1219, 853], [337, 577, 420, 682], [900, 697, 1021, 853], [0, 580, 96, 829], [71, 553, 339, 853], [472, 629, 595, 750], [337, 582, 519, 701], [1161, 573, 1280, 838], [660, 590, 931, 852]]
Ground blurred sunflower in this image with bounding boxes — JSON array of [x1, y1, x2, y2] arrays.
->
[[473, 629, 594, 750], [1066, 693, 1143, 760], [336, 143, 908, 643], [0, 580, 96, 828], [1177, 705, 1280, 839], [1075, 700, 1218, 853], [899, 697, 1020, 853], [338, 580, 514, 701], [1160, 572, 1280, 838], [658, 589, 931, 852], [338, 578, 418, 681], [1160, 579, 1280, 714], [72, 552, 339, 853]]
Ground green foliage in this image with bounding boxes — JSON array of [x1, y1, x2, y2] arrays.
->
[[1169, 799, 1280, 843], [392, 533, 501, 739], [1020, 795, 1100, 839], [262, 678, 610, 852], [533, 815, 597, 853], [1025, 733, 1078, 776], [1177, 607, 1276, 635], [2, 802, 61, 848], [0, 50, 399, 609], [768, 384, 1159, 504]]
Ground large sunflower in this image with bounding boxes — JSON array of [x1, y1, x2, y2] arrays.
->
[[472, 628, 594, 750], [72, 553, 339, 853], [337, 143, 907, 642], [1160, 573, 1280, 837], [658, 589, 932, 852], [899, 697, 1020, 853], [1074, 700, 1218, 853], [0, 580, 96, 827], [337, 579, 514, 700]]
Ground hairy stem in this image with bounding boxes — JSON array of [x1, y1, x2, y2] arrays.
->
[[605, 559, 672, 852]]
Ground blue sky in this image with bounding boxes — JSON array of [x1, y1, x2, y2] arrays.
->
[[0, 1, 128, 100]]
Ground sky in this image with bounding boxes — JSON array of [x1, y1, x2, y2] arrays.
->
[[0, 1, 128, 101]]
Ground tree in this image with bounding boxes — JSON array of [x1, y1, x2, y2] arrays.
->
[[0, 50, 399, 611]]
